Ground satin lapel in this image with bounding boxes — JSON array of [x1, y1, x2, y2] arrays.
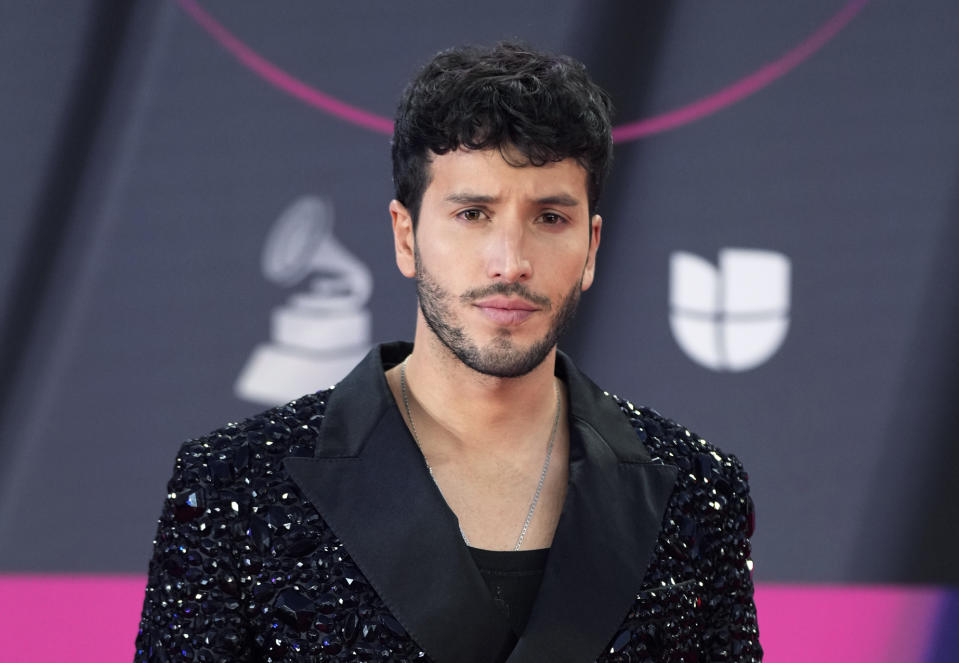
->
[[285, 344, 515, 663], [505, 354, 679, 663]]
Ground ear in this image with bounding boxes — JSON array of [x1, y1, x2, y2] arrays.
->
[[581, 214, 602, 291], [390, 199, 417, 278]]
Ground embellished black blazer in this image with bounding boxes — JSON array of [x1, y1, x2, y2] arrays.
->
[[135, 342, 762, 662]]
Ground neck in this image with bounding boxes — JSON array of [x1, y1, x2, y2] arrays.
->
[[400, 314, 561, 455]]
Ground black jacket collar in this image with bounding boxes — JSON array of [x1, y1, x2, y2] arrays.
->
[[285, 342, 677, 663]]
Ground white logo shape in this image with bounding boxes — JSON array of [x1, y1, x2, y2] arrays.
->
[[669, 248, 790, 371], [235, 196, 373, 405]]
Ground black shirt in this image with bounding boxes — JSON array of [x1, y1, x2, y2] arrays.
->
[[468, 546, 550, 635]]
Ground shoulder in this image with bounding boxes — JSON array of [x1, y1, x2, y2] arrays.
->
[[610, 395, 754, 525], [158, 389, 336, 542], [170, 389, 334, 485], [618, 398, 746, 473]]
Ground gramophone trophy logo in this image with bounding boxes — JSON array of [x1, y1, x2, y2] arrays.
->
[[235, 196, 373, 405]]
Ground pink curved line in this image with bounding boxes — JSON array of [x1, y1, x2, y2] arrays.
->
[[612, 0, 870, 141], [176, 0, 394, 134], [176, 0, 868, 142]]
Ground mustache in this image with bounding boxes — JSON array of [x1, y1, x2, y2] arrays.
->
[[459, 282, 552, 310]]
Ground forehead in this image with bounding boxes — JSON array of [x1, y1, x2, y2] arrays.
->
[[423, 148, 589, 203]]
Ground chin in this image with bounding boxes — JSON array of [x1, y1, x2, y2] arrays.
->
[[449, 334, 556, 379]]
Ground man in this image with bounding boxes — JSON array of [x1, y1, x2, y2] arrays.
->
[[135, 43, 761, 662]]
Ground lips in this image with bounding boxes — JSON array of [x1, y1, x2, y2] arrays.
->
[[473, 297, 539, 325]]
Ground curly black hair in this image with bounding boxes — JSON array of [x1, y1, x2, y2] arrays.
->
[[391, 42, 614, 225]]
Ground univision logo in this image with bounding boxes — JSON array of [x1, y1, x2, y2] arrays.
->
[[669, 248, 790, 371]]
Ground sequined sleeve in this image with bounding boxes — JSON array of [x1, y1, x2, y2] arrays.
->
[[701, 455, 762, 661], [134, 437, 253, 661]]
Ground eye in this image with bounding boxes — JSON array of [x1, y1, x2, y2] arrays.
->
[[539, 212, 568, 226], [457, 208, 488, 222]]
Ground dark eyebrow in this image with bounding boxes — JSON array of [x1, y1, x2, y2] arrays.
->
[[443, 192, 581, 207], [535, 194, 581, 207], [444, 192, 498, 205]]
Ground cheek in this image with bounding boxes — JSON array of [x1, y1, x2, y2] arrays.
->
[[417, 242, 473, 292], [545, 243, 591, 279], [424, 235, 483, 277]]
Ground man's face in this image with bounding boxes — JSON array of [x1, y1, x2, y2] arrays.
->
[[392, 147, 601, 378]]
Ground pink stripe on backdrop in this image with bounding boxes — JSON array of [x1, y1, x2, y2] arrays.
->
[[0, 574, 146, 662], [0, 576, 947, 662], [755, 584, 944, 663]]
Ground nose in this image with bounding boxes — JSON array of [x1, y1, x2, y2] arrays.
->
[[486, 222, 532, 283]]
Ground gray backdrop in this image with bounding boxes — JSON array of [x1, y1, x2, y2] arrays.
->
[[1, 0, 957, 599]]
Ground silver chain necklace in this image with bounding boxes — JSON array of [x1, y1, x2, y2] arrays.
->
[[399, 356, 560, 551]]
